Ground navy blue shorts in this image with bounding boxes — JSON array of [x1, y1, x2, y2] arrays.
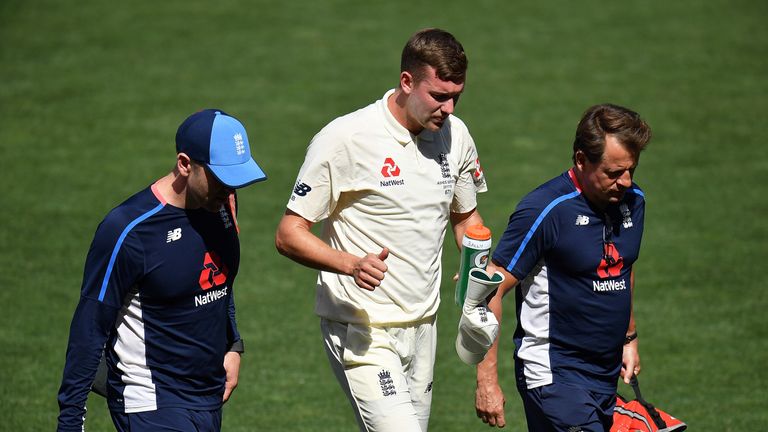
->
[[110, 407, 222, 432], [519, 382, 615, 432]]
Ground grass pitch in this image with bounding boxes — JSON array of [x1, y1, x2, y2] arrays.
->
[[1, 0, 766, 430]]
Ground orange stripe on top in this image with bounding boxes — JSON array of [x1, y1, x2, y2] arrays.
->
[[568, 168, 582, 192], [151, 182, 168, 205], [228, 193, 240, 234]]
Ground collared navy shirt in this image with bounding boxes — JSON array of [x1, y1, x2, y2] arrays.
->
[[58, 184, 241, 430], [493, 169, 644, 393]]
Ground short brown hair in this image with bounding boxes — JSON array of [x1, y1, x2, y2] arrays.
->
[[573, 104, 651, 163], [401, 28, 467, 84]]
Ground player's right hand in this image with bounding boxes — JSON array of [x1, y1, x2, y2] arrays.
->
[[353, 248, 389, 291], [476, 381, 506, 428]]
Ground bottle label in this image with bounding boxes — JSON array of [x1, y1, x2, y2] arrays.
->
[[463, 237, 492, 250], [472, 250, 490, 268]]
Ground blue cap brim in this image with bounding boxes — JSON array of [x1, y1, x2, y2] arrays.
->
[[207, 158, 267, 189]]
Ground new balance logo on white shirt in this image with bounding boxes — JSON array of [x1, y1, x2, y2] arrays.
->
[[166, 228, 182, 243]]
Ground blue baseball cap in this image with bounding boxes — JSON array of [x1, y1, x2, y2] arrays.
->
[[175, 109, 267, 188]]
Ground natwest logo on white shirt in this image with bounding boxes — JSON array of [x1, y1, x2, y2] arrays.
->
[[380, 157, 405, 187], [381, 157, 401, 177]]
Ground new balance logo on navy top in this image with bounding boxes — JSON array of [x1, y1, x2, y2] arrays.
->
[[166, 228, 182, 243]]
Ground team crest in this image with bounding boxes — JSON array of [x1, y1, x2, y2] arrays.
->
[[233, 133, 245, 155], [378, 370, 396, 397], [620, 204, 633, 228], [438, 153, 451, 179], [473, 157, 485, 186]]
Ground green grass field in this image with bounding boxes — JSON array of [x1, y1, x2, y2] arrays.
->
[[2, 0, 766, 430]]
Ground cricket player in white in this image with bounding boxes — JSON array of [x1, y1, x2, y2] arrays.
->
[[276, 28, 487, 432]]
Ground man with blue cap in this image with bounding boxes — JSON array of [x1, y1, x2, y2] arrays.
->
[[57, 109, 266, 431]]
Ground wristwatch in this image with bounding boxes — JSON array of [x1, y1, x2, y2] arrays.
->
[[624, 332, 638, 345]]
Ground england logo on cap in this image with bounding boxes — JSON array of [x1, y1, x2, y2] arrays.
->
[[175, 109, 267, 188]]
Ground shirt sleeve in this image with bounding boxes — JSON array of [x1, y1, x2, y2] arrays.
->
[[451, 123, 487, 214], [286, 129, 352, 222], [491, 198, 559, 281], [57, 298, 120, 431], [57, 216, 144, 430], [226, 291, 242, 348]]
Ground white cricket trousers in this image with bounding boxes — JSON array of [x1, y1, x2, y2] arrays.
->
[[321, 317, 437, 432]]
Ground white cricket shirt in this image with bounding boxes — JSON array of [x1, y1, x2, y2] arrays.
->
[[287, 89, 487, 324]]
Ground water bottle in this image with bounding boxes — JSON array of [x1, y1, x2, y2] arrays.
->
[[455, 224, 492, 306]]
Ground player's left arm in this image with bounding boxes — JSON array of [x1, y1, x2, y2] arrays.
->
[[450, 123, 487, 251], [621, 268, 640, 383], [450, 208, 484, 280], [450, 208, 483, 250], [223, 276, 242, 402]]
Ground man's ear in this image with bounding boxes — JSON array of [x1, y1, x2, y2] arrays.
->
[[177, 153, 193, 177], [400, 71, 415, 95], [574, 150, 587, 171]]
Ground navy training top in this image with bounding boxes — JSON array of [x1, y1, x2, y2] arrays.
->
[[492, 169, 644, 393], [57, 184, 242, 430]]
